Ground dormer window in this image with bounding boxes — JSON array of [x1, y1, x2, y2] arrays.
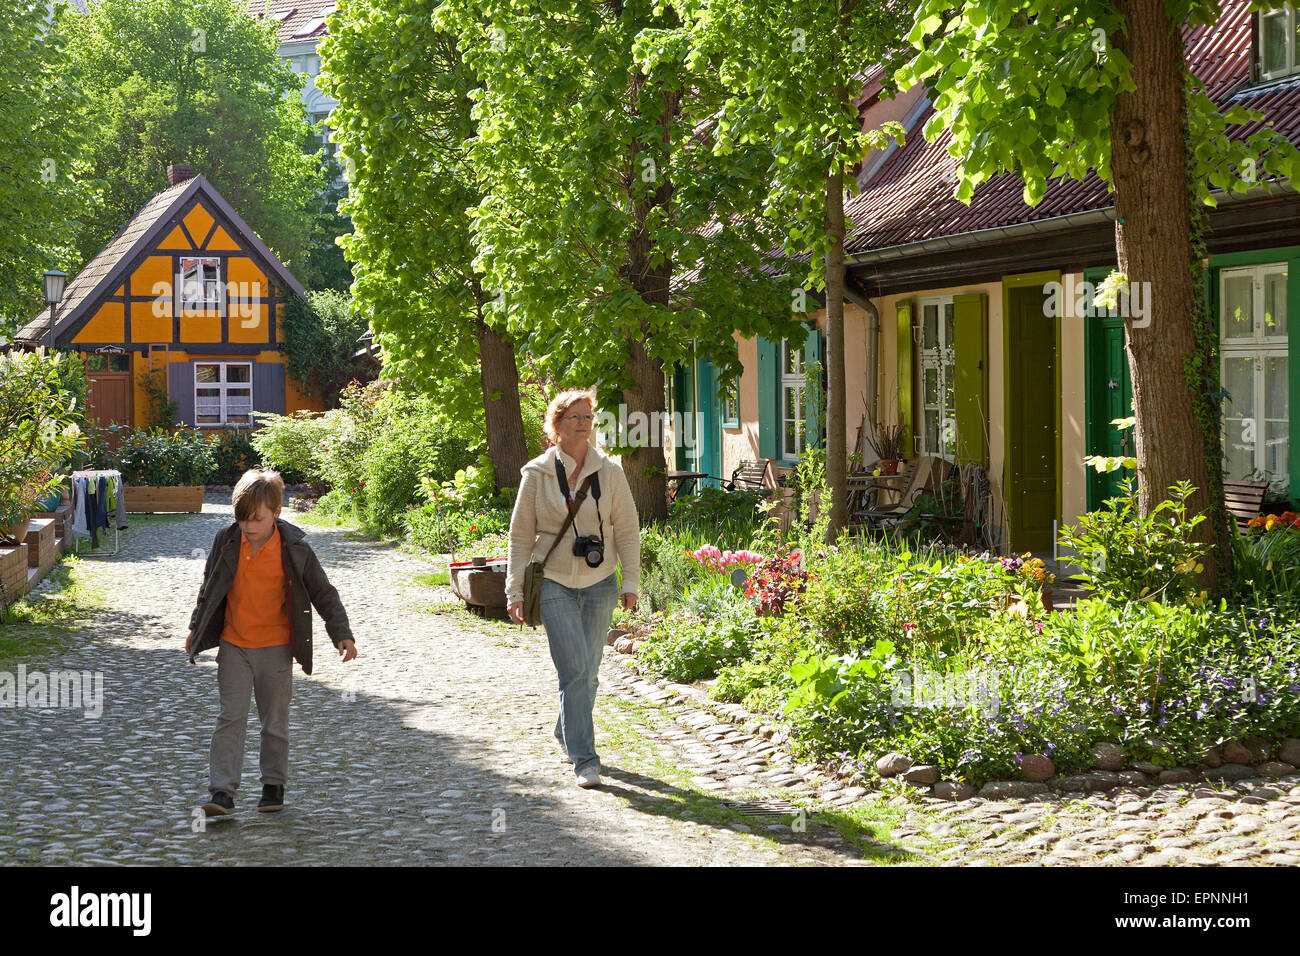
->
[[1260, 5, 1300, 81]]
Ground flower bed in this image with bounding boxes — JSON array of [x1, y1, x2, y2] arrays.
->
[[627, 482, 1300, 797]]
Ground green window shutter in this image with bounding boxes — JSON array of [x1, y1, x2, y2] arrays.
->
[[756, 337, 778, 460], [1289, 257, 1300, 506], [803, 324, 823, 449], [897, 299, 915, 459], [952, 292, 989, 466]]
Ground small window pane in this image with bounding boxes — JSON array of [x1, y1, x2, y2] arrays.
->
[[923, 304, 938, 350], [924, 367, 939, 406], [924, 410, 939, 454], [1264, 270, 1288, 338], [226, 365, 251, 383], [110, 355, 130, 372], [1264, 11, 1289, 74], [1222, 274, 1254, 339], [1223, 356, 1256, 419], [195, 365, 219, 384], [1266, 355, 1288, 422], [944, 303, 955, 349]]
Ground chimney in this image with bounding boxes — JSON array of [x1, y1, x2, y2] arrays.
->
[[167, 164, 195, 187]]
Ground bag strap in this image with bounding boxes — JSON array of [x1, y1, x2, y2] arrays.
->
[[539, 475, 595, 565]]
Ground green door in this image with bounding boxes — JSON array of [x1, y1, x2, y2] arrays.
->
[[1084, 266, 1134, 511], [696, 356, 721, 486], [671, 361, 695, 471], [1005, 277, 1058, 552]]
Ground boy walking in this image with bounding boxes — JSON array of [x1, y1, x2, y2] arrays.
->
[[186, 468, 356, 815]]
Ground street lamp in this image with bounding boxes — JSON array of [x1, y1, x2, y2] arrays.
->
[[43, 269, 68, 327]]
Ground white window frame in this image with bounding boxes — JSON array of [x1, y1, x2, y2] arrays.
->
[[1260, 5, 1300, 82], [1220, 263, 1289, 485], [781, 339, 805, 461], [917, 295, 957, 461], [194, 362, 254, 427], [178, 256, 222, 312]]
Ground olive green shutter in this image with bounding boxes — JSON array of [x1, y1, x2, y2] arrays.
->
[[897, 299, 915, 458], [1289, 256, 1300, 506], [756, 337, 779, 460], [952, 292, 989, 465], [803, 324, 823, 449]]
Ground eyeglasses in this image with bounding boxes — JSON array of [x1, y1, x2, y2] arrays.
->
[[563, 414, 595, 423]]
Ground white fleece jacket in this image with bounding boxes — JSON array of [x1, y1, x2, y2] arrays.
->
[[505, 445, 641, 604]]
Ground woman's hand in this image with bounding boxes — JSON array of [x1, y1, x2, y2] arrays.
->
[[507, 602, 525, 624], [620, 592, 637, 613]]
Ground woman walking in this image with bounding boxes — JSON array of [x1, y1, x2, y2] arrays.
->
[[506, 389, 640, 788]]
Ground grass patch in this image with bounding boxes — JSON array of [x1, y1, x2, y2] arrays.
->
[[415, 571, 450, 587], [0, 556, 103, 665]]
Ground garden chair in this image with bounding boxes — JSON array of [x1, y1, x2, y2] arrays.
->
[[723, 458, 773, 491], [857, 456, 952, 531], [1223, 478, 1269, 533]]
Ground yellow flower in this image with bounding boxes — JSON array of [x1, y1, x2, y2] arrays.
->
[[1266, 515, 1277, 531]]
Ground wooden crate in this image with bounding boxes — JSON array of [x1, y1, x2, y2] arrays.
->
[[24, 519, 55, 572], [0, 543, 30, 606], [125, 485, 205, 513]]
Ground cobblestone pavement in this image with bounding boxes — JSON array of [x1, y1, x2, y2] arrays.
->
[[2, 499, 1298, 866]]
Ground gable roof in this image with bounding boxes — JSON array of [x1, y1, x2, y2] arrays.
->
[[247, 1, 335, 45], [15, 174, 306, 348], [844, 0, 1299, 260]]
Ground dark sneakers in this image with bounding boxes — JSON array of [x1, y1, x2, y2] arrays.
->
[[203, 791, 235, 816], [258, 784, 285, 812]]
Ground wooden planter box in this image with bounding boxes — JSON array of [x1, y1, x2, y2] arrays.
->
[[449, 559, 508, 609], [1, 543, 30, 607], [125, 485, 205, 514]]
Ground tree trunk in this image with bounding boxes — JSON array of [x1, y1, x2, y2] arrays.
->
[[1110, 0, 1226, 593], [617, 72, 678, 523], [474, 313, 530, 492], [824, 164, 848, 538]]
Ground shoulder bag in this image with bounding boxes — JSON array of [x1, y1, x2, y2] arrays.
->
[[522, 474, 595, 627]]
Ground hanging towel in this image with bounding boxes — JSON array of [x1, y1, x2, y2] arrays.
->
[[84, 479, 99, 548], [113, 475, 128, 530], [70, 477, 90, 541]]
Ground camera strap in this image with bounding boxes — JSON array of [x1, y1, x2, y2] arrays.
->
[[554, 454, 604, 544]]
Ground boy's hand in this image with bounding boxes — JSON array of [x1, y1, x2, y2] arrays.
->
[[185, 630, 194, 655], [338, 639, 357, 662]]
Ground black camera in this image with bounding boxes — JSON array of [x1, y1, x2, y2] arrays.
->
[[573, 535, 604, 568]]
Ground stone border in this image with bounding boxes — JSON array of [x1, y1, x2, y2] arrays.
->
[[605, 648, 1300, 806]]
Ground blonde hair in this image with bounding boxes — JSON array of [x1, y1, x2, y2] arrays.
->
[[543, 388, 598, 445], [232, 468, 284, 522]]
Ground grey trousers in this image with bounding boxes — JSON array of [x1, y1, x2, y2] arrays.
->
[[209, 641, 293, 795]]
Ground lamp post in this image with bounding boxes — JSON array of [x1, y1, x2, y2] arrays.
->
[[43, 269, 68, 330]]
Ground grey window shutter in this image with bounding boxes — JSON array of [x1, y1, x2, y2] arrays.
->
[[169, 361, 195, 426], [252, 362, 286, 415]]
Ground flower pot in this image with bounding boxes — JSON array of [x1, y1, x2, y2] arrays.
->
[[39, 488, 64, 512], [879, 458, 900, 476], [2, 517, 32, 546]]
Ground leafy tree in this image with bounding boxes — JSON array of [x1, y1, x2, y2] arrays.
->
[[280, 290, 378, 409], [899, 0, 1300, 593], [435, 0, 806, 519], [675, 0, 907, 536], [0, 2, 89, 330], [319, 0, 531, 491], [60, 0, 321, 272]]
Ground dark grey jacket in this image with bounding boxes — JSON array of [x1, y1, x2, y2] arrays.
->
[[187, 518, 353, 675]]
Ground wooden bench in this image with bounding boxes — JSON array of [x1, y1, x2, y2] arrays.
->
[[724, 459, 773, 491], [1224, 478, 1269, 532]]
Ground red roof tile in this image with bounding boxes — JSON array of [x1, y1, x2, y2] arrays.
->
[[846, 0, 1299, 256], [246, 0, 335, 45]]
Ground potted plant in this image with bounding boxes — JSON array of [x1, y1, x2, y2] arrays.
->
[[868, 422, 905, 475], [116, 427, 217, 513]]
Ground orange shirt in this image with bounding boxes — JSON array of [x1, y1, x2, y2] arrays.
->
[[220, 524, 292, 648]]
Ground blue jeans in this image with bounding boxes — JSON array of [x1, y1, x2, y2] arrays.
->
[[540, 573, 619, 774]]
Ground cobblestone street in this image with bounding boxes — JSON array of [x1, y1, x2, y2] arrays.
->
[[2, 499, 1299, 866]]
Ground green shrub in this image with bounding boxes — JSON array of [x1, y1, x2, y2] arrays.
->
[[634, 591, 762, 683], [402, 501, 511, 554], [638, 525, 712, 614], [114, 427, 216, 486], [1057, 479, 1208, 605], [1232, 512, 1300, 598], [207, 427, 259, 485], [251, 410, 331, 481]]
